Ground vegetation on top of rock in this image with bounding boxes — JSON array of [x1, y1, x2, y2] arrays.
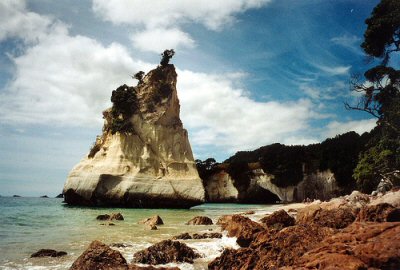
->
[[197, 131, 371, 193], [108, 84, 138, 134], [133, 71, 145, 84], [160, 49, 175, 67]]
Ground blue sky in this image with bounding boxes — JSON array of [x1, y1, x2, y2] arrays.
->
[[0, 0, 380, 196]]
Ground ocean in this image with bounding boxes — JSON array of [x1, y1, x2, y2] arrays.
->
[[0, 197, 283, 269]]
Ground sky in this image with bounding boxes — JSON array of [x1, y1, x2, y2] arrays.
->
[[0, 0, 381, 196]]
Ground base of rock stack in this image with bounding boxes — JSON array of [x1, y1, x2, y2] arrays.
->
[[64, 189, 203, 209]]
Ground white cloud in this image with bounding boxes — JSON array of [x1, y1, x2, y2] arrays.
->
[[131, 27, 195, 53], [0, 6, 152, 126], [331, 34, 362, 54], [316, 64, 351, 76], [92, 0, 270, 30], [92, 0, 271, 52], [324, 119, 376, 138], [177, 69, 319, 153], [0, 0, 52, 43]]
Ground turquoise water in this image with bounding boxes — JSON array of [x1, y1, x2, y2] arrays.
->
[[0, 197, 282, 269]]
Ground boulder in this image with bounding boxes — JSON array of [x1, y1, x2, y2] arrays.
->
[[209, 224, 334, 269], [132, 240, 200, 264], [356, 203, 400, 222], [139, 215, 164, 227], [111, 243, 132, 248], [216, 215, 233, 226], [219, 215, 264, 247], [129, 266, 180, 270], [30, 249, 67, 258], [259, 209, 295, 231], [96, 213, 124, 221], [146, 224, 157, 230], [208, 248, 255, 270], [370, 190, 400, 207], [293, 222, 400, 270], [70, 240, 128, 270], [96, 214, 110, 221], [192, 232, 222, 239], [186, 216, 213, 225], [172, 233, 192, 240], [110, 213, 124, 221], [297, 206, 356, 229], [63, 64, 205, 208]]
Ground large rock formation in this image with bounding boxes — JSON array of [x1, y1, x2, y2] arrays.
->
[[203, 168, 339, 203], [63, 64, 205, 208]]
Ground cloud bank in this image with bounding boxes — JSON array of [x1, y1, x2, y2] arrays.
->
[[0, 0, 376, 159]]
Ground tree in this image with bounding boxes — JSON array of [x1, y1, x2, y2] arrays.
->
[[361, 0, 400, 63], [109, 84, 138, 134], [133, 71, 145, 84], [348, 0, 400, 192], [160, 49, 175, 66]]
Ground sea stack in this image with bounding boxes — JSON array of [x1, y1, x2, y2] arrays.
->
[[63, 60, 205, 208]]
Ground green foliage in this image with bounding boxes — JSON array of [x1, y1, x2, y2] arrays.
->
[[349, 0, 400, 192], [149, 82, 172, 104], [227, 161, 254, 192], [259, 144, 305, 187], [134, 71, 145, 84], [319, 132, 369, 189], [160, 49, 175, 66], [196, 158, 219, 183], [361, 0, 400, 61], [223, 132, 369, 189], [109, 84, 138, 134], [354, 144, 393, 193]]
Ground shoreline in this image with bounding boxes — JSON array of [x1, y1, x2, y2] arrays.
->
[[2, 190, 399, 269]]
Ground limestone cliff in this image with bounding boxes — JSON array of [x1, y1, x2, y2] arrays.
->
[[63, 64, 205, 208], [203, 168, 339, 203]]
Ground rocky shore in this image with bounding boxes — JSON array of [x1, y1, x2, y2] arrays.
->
[[64, 189, 400, 269]]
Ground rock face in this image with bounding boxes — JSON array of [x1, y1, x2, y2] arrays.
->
[[203, 168, 339, 203], [70, 240, 128, 270], [356, 203, 400, 222], [209, 224, 334, 269], [259, 209, 295, 231], [132, 240, 200, 264], [296, 206, 356, 229], [63, 64, 205, 208], [205, 171, 238, 202], [219, 215, 264, 247], [293, 222, 400, 270], [210, 191, 400, 270]]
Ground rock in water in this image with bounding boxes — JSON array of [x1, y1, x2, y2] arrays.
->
[[139, 215, 164, 226], [30, 249, 67, 258], [63, 64, 204, 208], [186, 216, 213, 225], [70, 240, 128, 270]]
